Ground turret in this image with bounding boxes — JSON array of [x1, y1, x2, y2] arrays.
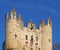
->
[[6, 12, 9, 20], [48, 16, 52, 26], [40, 20, 44, 26], [39, 20, 44, 29], [5, 12, 9, 27], [17, 14, 24, 29], [11, 7, 16, 19], [20, 19, 24, 29], [17, 14, 21, 20], [27, 19, 35, 30], [39, 24, 41, 31], [27, 19, 32, 28], [41, 17, 52, 50]]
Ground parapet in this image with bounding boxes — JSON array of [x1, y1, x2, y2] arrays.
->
[[5, 8, 52, 30]]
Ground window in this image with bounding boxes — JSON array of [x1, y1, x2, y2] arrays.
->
[[23, 48, 25, 50], [39, 48, 40, 50], [36, 37, 38, 41], [7, 49, 9, 50], [31, 48, 33, 50], [30, 35, 33, 46], [48, 39, 50, 43], [7, 48, 12, 50], [31, 35, 33, 38], [26, 35, 28, 40]]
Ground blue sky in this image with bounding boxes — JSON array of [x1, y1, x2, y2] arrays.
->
[[0, 0, 60, 50]]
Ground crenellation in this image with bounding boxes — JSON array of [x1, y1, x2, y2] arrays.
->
[[11, 7, 16, 19], [27, 19, 36, 31], [17, 14, 21, 20], [40, 20, 44, 27], [48, 16, 52, 26], [3, 8, 52, 50]]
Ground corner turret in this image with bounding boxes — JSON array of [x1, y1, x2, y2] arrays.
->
[[6, 12, 9, 19], [17, 13, 24, 29], [39, 20, 44, 29], [48, 16, 52, 26], [11, 7, 16, 19]]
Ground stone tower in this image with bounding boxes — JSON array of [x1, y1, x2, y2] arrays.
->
[[2, 8, 52, 50], [5, 8, 23, 50], [40, 16, 52, 50]]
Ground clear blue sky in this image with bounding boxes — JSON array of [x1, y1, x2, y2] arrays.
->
[[0, 0, 60, 50]]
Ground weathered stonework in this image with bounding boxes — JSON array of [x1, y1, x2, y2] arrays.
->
[[3, 8, 52, 50]]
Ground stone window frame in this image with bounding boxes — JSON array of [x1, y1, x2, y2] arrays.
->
[[26, 35, 28, 40]]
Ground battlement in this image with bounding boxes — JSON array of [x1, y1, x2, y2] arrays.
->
[[3, 8, 52, 50], [5, 8, 52, 30]]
